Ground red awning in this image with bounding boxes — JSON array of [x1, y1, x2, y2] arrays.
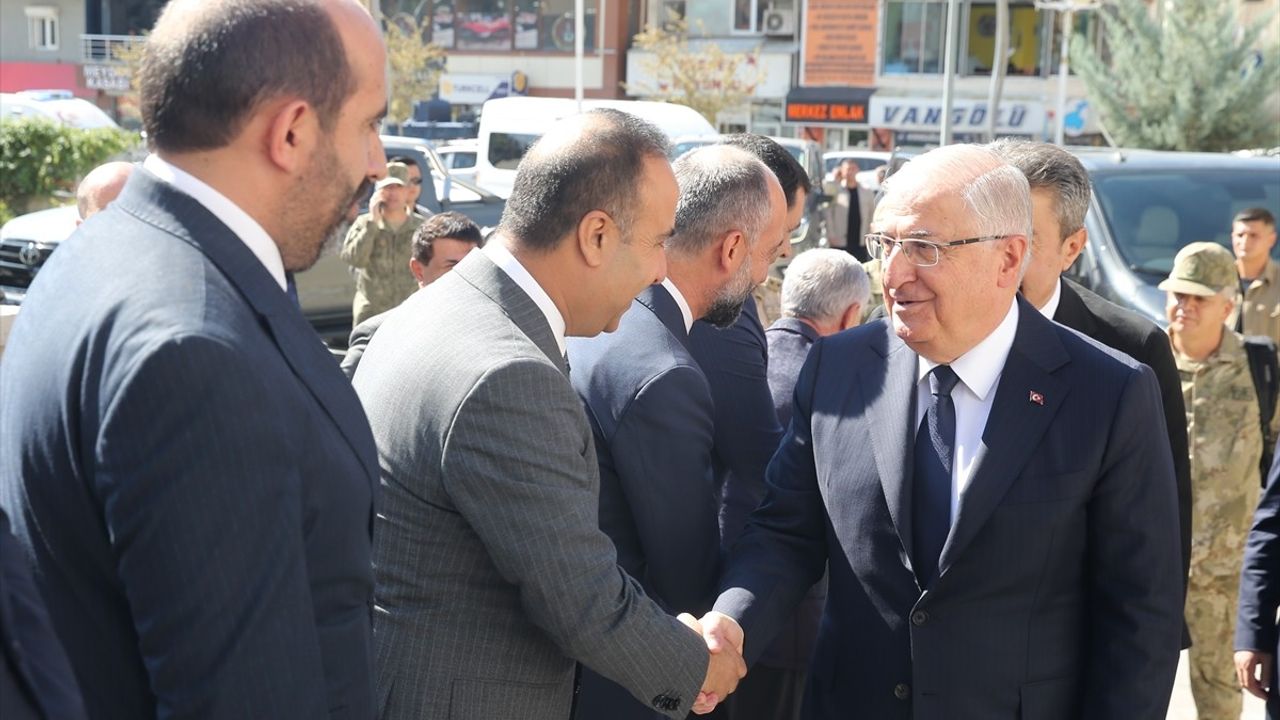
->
[[0, 63, 90, 97]]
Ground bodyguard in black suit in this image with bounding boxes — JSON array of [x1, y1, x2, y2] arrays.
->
[[989, 140, 1192, 640], [0, 2, 390, 716], [695, 145, 1182, 718], [1237, 441, 1280, 718], [569, 145, 787, 720]]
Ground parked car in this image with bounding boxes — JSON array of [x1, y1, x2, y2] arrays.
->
[[0, 135, 505, 347], [822, 150, 890, 183], [1065, 147, 1280, 326], [0, 91, 119, 129]]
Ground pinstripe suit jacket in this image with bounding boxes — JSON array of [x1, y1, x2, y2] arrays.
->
[[353, 250, 707, 720], [0, 168, 379, 718]]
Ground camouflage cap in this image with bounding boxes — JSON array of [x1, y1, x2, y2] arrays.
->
[[1158, 242, 1238, 297], [374, 162, 410, 190]]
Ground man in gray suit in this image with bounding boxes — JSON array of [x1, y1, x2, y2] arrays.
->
[[567, 145, 786, 720], [353, 109, 746, 720]]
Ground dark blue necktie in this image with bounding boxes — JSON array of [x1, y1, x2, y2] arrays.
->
[[913, 365, 960, 587], [285, 271, 300, 308]]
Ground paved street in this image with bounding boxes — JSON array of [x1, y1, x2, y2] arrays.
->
[[1168, 650, 1267, 719]]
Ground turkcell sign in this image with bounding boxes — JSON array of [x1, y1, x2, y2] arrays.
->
[[868, 96, 1046, 134]]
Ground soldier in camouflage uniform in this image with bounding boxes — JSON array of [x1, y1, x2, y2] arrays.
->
[[340, 162, 425, 325], [1162, 242, 1266, 720]]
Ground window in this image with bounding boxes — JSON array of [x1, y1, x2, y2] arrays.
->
[[455, 0, 512, 50], [514, 0, 597, 51], [488, 132, 539, 169], [25, 6, 59, 51], [733, 0, 795, 33], [881, 2, 947, 74]]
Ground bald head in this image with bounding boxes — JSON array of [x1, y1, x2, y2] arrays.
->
[[140, 0, 358, 153], [76, 162, 133, 221], [498, 108, 671, 251]]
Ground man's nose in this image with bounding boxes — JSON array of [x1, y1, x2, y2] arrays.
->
[[881, 242, 914, 288]]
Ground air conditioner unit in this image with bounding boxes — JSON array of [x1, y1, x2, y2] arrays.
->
[[763, 8, 795, 36]]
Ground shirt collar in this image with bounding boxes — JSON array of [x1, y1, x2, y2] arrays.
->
[[661, 277, 695, 333], [484, 241, 567, 356], [917, 298, 1020, 401], [143, 154, 287, 292], [1036, 278, 1063, 320]]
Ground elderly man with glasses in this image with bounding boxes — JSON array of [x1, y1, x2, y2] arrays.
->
[[693, 143, 1183, 718]]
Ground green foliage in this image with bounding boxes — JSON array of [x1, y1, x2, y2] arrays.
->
[[1071, 0, 1280, 151], [0, 119, 139, 217]]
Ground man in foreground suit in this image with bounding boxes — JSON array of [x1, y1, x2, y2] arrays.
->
[[700, 144, 1184, 718], [341, 211, 482, 378], [568, 145, 785, 720], [0, 1, 388, 716], [988, 140, 1193, 628], [354, 109, 745, 720], [1237, 441, 1280, 719]]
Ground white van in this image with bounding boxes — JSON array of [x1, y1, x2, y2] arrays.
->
[[475, 97, 718, 198]]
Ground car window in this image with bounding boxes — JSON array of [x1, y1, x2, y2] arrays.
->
[[854, 158, 886, 172], [452, 152, 476, 169], [1093, 168, 1280, 277], [488, 133, 539, 170]]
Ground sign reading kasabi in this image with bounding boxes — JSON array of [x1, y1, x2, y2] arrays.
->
[[868, 96, 1047, 134], [785, 100, 868, 123]]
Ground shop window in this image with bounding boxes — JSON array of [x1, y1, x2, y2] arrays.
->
[[455, 0, 513, 50], [962, 3, 1043, 76], [514, 0, 598, 51], [430, 1, 456, 48], [25, 6, 59, 51], [881, 1, 947, 75]]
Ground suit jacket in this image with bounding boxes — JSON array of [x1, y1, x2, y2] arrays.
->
[[0, 507, 86, 720], [567, 284, 722, 720], [340, 308, 391, 379], [353, 252, 707, 720], [1237, 439, 1280, 716], [0, 169, 380, 718], [688, 300, 786, 549], [715, 298, 1183, 720], [760, 318, 827, 671], [1053, 278, 1192, 625]]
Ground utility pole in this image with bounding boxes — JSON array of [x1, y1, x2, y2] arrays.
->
[[939, 0, 961, 145]]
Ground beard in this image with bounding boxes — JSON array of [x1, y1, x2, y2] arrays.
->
[[701, 257, 756, 329], [280, 139, 370, 272]]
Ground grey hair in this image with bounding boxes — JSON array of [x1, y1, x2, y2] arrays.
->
[[668, 145, 773, 256], [781, 249, 871, 324], [987, 139, 1091, 239]]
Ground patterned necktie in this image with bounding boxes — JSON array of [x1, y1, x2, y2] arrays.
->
[[912, 365, 960, 588]]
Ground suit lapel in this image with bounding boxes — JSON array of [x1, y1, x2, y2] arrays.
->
[[452, 251, 568, 375], [937, 300, 1070, 576], [1052, 281, 1099, 336], [863, 330, 920, 561], [637, 284, 688, 345], [115, 169, 379, 481]]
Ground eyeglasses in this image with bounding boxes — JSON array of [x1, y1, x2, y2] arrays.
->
[[865, 233, 1012, 267]]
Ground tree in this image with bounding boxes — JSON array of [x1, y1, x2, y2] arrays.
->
[[626, 14, 764, 125], [384, 13, 447, 127], [1071, 0, 1280, 151]]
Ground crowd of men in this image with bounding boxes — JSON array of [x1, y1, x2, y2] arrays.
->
[[1, 1, 1279, 720]]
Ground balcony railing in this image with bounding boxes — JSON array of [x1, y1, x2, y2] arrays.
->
[[81, 34, 145, 64]]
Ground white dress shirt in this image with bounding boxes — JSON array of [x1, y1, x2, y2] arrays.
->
[[1036, 277, 1063, 320], [661, 278, 694, 334], [915, 299, 1020, 520], [142, 154, 287, 292], [485, 241, 567, 356]]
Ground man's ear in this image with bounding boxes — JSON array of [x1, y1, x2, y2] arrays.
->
[[409, 257, 427, 285], [719, 230, 747, 273], [1060, 227, 1087, 272], [997, 234, 1029, 289], [576, 210, 614, 268], [264, 100, 314, 174]]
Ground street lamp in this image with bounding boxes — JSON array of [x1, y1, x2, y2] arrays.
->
[[1034, 0, 1102, 145]]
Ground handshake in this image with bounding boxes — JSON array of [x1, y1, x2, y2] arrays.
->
[[677, 611, 747, 714]]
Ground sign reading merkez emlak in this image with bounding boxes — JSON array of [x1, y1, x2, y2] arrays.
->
[[869, 96, 1046, 134]]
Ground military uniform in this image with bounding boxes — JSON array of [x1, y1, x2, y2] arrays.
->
[[1230, 258, 1280, 343], [341, 213, 423, 325], [1163, 242, 1264, 720]]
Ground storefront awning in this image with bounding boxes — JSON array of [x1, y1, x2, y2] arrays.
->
[[784, 87, 875, 125]]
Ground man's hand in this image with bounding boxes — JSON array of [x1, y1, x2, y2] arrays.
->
[[678, 611, 746, 714], [1235, 650, 1274, 700], [369, 189, 387, 224]]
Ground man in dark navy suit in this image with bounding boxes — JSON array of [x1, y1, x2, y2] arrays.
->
[[568, 144, 787, 720], [1238, 441, 1280, 719], [695, 144, 1183, 719], [0, 1, 389, 717]]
